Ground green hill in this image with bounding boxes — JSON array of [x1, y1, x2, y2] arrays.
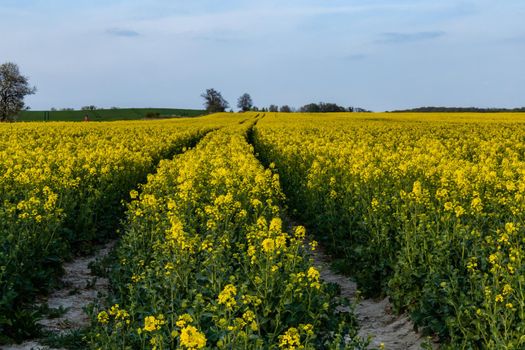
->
[[17, 108, 205, 121]]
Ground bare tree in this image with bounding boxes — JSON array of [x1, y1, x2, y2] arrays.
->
[[201, 88, 229, 113], [0, 62, 36, 121], [269, 104, 278, 112]]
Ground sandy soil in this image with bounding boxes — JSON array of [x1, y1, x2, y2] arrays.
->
[[1, 342, 50, 350], [310, 242, 438, 350], [2, 242, 114, 350]]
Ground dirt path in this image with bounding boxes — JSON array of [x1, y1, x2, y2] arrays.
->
[[310, 241, 438, 350], [2, 242, 115, 350]]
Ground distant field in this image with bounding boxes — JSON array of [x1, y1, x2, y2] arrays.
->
[[17, 108, 205, 121]]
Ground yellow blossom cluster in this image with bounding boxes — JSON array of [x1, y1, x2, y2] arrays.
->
[[143, 315, 165, 332], [217, 284, 237, 310]]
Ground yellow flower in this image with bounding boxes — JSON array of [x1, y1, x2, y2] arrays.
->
[[495, 294, 504, 303], [262, 238, 275, 253], [307, 266, 320, 288], [454, 205, 465, 218], [251, 198, 262, 208], [505, 222, 517, 234], [176, 313, 194, 328], [269, 217, 282, 232], [179, 325, 206, 349], [109, 304, 120, 316], [302, 323, 314, 336], [97, 311, 109, 324], [131, 274, 142, 283], [503, 284, 513, 296], [275, 235, 287, 250], [476, 308, 482, 316], [113, 306, 129, 321], [218, 284, 237, 309], [470, 197, 482, 211], [466, 258, 478, 272], [143, 315, 164, 332], [164, 262, 175, 276], [242, 310, 255, 323], [293, 226, 306, 240], [498, 233, 509, 244], [412, 181, 422, 197], [278, 327, 301, 349]]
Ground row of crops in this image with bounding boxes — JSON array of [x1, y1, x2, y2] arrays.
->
[[0, 115, 242, 343], [4, 111, 525, 349], [253, 112, 525, 349], [90, 120, 369, 349]]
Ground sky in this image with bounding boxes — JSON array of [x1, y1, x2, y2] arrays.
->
[[1, 0, 524, 111]]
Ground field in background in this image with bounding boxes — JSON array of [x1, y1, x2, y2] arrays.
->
[[17, 108, 205, 121]]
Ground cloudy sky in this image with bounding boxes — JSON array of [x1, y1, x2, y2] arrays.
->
[[1, 0, 524, 111]]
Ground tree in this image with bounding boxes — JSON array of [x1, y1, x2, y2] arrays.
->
[[299, 103, 321, 113], [0, 62, 36, 122], [318, 102, 346, 112], [201, 88, 229, 113], [237, 93, 253, 112], [299, 102, 347, 113], [269, 104, 278, 112], [280, 105, 292, 113]]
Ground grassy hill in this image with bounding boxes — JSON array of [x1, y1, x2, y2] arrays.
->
[[17, 108, 205, 122]]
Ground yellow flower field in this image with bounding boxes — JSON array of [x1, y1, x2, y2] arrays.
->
[[3, 111, 525, 349], [0, 114, 243, 342], [92, 120, 367, 349], [253, 112, 525, 349]]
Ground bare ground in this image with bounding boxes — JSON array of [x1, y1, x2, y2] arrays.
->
[[2, 242, 115, 350], [310, 242, 438, 350]]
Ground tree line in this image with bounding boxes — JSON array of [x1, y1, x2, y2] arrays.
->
[[390, 106, 525, 113], [201, 88, 370, 114]]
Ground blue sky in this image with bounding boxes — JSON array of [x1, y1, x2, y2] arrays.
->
[[1, 0, 524, 111]]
